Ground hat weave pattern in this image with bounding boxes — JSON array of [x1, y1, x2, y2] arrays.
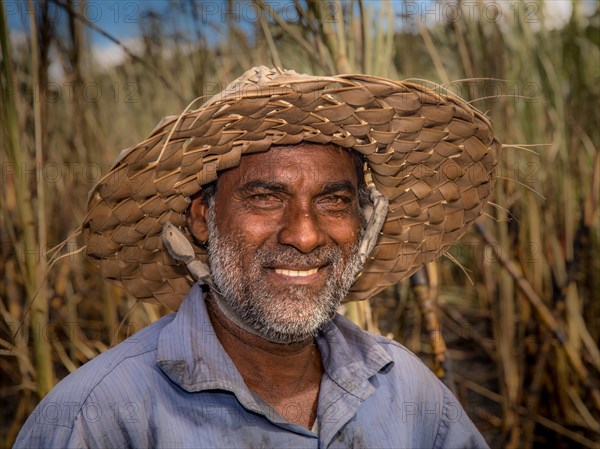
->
[[82, 66, 501, 310]]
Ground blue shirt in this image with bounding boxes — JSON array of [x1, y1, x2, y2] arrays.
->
[[15, 284, 489, 448]]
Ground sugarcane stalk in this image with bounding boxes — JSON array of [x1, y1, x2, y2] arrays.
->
[[475, 221, 600, 410], [0, 0, 55, 397], [411, 266, 448, 380]]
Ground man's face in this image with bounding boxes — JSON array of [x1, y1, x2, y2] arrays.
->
[[189, 144, 364, 343]]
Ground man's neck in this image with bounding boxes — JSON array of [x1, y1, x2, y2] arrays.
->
[[204, 293, 323, 430]]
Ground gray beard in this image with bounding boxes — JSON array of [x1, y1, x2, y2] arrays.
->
[[206, 206, 363, 344]]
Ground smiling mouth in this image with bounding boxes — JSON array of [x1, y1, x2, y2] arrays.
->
[[273, 268, 319, 277]]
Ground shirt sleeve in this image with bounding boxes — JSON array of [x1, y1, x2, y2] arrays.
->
[[14, 395, 141, 449], [433, 385, 490, 449], [12, 376, 136, 449], [13, 414, 86, 449]]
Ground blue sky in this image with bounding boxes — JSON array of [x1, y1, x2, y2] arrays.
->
[[7, 1, 180, 44], [4, 1, 592, 88], [6, 0, 590, 61]]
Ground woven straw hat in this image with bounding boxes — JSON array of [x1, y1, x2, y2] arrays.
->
[[82, 66, 501, 310]]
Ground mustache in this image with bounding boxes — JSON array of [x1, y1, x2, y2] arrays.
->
[[253, 244, 344, 269]]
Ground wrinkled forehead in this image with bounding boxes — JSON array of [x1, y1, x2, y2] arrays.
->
[[219, 143, 366, 188]]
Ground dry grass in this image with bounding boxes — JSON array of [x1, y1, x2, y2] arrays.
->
[[1, 1, 599, 447]]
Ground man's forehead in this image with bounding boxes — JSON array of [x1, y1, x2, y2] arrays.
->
[[222, 144, 360, 188]]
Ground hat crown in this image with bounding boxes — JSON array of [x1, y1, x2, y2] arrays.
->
[[207, 66, 301, 105]]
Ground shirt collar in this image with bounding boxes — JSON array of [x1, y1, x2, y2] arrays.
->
[[317, 314, 394, 400], [157, 284, 394, 401], [156, 284, 251, 397]]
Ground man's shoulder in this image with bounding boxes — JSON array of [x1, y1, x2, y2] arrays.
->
[[14, 315, 178, 448], [27, 314, 174, 426], [330, 313, 489, 448]]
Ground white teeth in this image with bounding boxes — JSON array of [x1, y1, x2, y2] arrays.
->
[[274, 268, 318, 277]]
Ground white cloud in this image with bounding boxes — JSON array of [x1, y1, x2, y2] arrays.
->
[[542, 0, 572, 29], [91, 38, 143, 68], [9, 29, 28, 48]]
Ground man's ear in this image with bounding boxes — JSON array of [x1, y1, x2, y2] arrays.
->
[[187, 196, 210, 243]]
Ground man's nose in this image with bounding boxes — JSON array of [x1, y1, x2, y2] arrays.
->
[[278, 203, 325, 253]]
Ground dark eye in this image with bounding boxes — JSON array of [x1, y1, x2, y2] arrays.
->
[[248, 193, 282, 209], [252, 193, 275, 200], [318, 195, 351, 211]]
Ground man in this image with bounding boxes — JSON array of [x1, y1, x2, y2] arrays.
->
[[16, 67, 500, 448]]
